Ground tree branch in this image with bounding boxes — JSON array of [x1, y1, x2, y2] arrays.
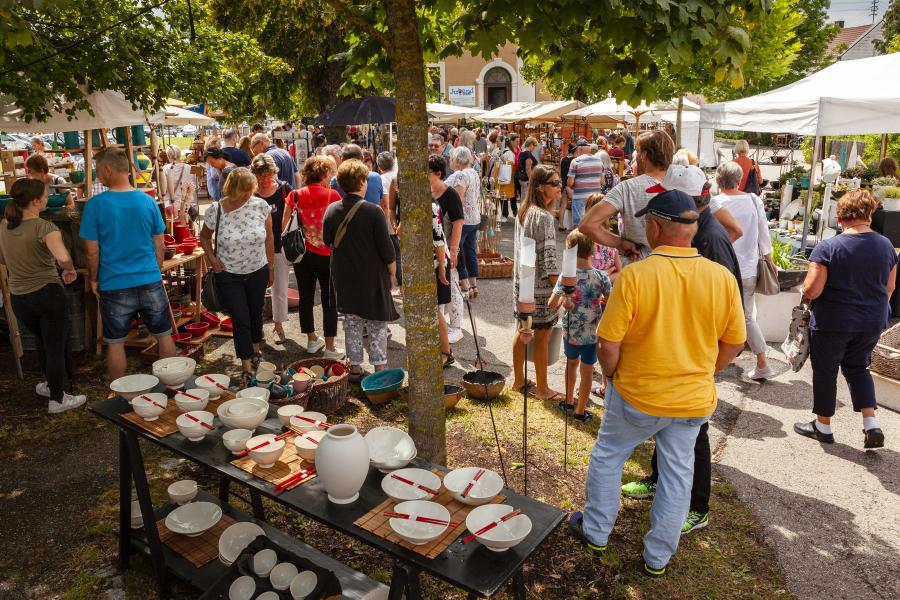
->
[[331, 0, 391, 52]]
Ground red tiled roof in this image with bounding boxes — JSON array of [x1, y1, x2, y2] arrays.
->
[[828, 24, 873, 56]]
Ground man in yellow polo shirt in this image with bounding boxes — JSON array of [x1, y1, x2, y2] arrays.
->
[[568, 189, 746, 577]]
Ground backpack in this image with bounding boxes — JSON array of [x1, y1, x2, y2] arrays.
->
[[743, 161, 762, 195]]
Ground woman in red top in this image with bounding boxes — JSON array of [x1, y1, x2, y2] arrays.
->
[[733, 139, 762, 192], [283, 156, 344, 358]]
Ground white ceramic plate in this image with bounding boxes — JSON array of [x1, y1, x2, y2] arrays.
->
[[218, 521, 265, 565], [164, 501, 222, 536]]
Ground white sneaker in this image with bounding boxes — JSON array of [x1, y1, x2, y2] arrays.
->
[[35, 381, 51, 398], [48, 392, 86, 414], [323, 348, 346, 360], [447, 328, 464, 344], [748, 365, 776, 381], [306, 338, 326, 354]]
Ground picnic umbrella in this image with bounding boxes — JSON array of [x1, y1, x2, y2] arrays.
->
[[311, 96, 396, 126]]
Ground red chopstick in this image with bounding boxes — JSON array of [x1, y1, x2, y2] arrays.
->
[[202, 375, 228, 390], [137, 395, 166, 410], [463, 509, 523, 544], [234, 435, 287, 458], [461, 469, 485, 498], [169, 387, 200, 400], [273, 468, 316, 494], [383, 511, 459, 528], [390, 473, 439, 495], [183, 412, 214, 430], [291, 414, 332, 428]]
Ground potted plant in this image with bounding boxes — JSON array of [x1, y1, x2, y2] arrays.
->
[[771, 234, 808, 291], [871, 176, 898, 200], [882, 186, 900, 211]]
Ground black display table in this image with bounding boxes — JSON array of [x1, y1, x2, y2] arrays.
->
[[90, 395, 566, 599]]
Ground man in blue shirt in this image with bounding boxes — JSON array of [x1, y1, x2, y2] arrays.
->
[[81, 148, 175, 379], [329, 144, 386, 205], [220, 127, 250, 167], [250, 132, 296, 188]]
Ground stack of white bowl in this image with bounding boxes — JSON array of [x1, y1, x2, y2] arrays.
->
[[152, 357, 196, 389], [217, 397, 268, 430]]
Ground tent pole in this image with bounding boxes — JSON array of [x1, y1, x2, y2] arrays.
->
[[800, 135, 821, 253], [696, 123, 703, 167], [881, 134, 888, 161]]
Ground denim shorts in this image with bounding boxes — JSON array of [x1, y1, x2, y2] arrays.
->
[[100, 280, 172, 343], [563, 340, 598, 365]]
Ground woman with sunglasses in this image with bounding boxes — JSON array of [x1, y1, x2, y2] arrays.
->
[[512, 164, 563, 401]]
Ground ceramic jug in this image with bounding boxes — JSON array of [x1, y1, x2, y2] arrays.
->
[[315, 424, 370, 504]]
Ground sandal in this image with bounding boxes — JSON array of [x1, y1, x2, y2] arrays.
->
[[539, 392, 565, 402], [239, 371, 254, 389], [469, 286, 478, 299], [273, 328, 286, 345], [348, 368, 369, 384], [573, 411, 595, 423], [558, 399, 575, 413], [442, 351, 455, 369], [513, 379, 536, 394], [250, 352, 262, 371]]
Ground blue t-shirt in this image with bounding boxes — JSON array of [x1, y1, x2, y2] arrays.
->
[[79, 189, 166, 291], [330, 172, 385, 205], [221, 146, 250, 167], [808, 231, 898, 332], [265, 146, 296, 190]]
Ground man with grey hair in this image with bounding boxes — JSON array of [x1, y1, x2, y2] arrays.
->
[[329, 143, 385, 205], [220, 127, 250, 167], [250, 132, 296, 188], [29, 136, 49, 157]]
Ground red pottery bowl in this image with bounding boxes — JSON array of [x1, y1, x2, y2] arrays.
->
[[328, 363, 346, 377], [131, 318, 144, 329], [177, 243, 196, 255], [173, 224, 191, 242], [172, 333, 193, 344], [219, 317, 233, 332], [201, 311, 221, 326], [184, 322, 209, 338], [169, 303, 184, 311], [164, 234, 176, 245]]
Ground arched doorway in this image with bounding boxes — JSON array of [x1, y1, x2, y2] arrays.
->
[[484, 67, 512, 110]]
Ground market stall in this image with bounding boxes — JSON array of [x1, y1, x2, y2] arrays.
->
[[426, 102, 486, 123]]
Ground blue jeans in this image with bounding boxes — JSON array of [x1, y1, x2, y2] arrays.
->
[[572, 197, 586, 226], [100, 280, 172, 343], [583, 384, 707, 569], [457, 223, 480, 280]]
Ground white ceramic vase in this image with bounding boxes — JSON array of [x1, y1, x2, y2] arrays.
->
[[315, 424, 370, 504]]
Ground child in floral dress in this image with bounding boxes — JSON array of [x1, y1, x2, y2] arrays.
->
[[584, 193, 621, 281]]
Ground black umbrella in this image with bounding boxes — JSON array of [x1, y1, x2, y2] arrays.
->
[[311, 96, 396, 126]]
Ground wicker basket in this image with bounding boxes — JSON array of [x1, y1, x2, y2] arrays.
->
[[479, 255, 513, 279], [871, 322, 900, 380], [282, 357, 350, 413]]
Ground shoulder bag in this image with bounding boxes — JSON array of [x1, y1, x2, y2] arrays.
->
[[756, 257, 779, 295], [201, 203, 225, 312], [743, 160, 762, 195], [282, 189, 307, 263], [781, 302, 811, 371], [333, 200, 365, 249]]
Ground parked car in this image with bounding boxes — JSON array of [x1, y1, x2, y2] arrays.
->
[[181, 124, 198, 137], [0, 133, 29, 151]]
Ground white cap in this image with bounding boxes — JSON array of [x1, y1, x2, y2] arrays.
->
[[646, 164, 709, 197]]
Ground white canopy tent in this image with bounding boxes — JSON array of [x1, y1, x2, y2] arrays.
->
[[700, 52, 900, 248], [565, 97, 700, 121], [148, 105, 215, 127], [0, 89, 161, 133], [478, 100, 583, 124], [426, 102, 486, 123]]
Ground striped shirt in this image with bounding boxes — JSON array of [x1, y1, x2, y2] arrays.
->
[[568, 154, 612, 202]]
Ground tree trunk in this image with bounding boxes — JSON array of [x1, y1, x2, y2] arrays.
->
[[383, 0, 446, 463]]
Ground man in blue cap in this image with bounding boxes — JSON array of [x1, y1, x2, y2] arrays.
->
[[568, 189, 746, 577]]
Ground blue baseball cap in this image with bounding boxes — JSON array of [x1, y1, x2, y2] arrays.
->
[[634, 189, 699, 224]]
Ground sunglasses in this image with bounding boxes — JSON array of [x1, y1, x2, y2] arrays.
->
[[543, 179, 562, 187], [428, 144, 441, 149]]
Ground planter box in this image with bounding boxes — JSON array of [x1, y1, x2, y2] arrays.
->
[[755, 289, 802, 343], [778, 269, 807, 292], [872, 371, 900, 414]]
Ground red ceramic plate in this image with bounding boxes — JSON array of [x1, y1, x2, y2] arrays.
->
[[185, 322, 209, 338], [219, 317, 233, 332]]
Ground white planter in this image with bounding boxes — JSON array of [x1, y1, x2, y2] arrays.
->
[[315, 424, 370, 504], [754, 289, 802, 344], [872, 371, 900, 414]]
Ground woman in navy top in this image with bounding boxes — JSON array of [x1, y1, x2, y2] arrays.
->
[[795, 190, 898, 449]]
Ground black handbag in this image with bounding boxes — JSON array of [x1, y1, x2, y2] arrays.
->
[[282, 190, 307, 263], [201, 203, 225, 312]]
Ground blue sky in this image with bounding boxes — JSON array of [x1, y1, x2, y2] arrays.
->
[[829, 0, 888, 27]]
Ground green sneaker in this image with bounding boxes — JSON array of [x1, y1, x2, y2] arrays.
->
[[567, 512, 608, 557], [681, 511, 709, 535], [621, 479, 656, 499], [642, 560, 667, 577]]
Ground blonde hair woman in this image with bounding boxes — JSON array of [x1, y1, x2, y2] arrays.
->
[[732, 139, 761, 192], [162, 145, 196, 224], [199, 167, 274, 386], [512, 164, 562, 400]]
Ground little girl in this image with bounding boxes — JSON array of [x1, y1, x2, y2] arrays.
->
[[584, 193, 621, 282]]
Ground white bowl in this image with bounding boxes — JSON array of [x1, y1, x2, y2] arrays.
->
[[228, 575, 256, 600], [175, 410, 214, 442], [290, 571, 318, 599], [270, 562, 299, 591], [216, 398, 268, 429], [152, 356, 196, 387], [167, 479, 198, 505], [388, 500, 450, 545], [443, 467, 503, 506], [174, 388, 209, 412], [164, 501, 222, 536], [130, 500, 143, 528], [110, 374, 159, 400], [218, 521, 265, 565], [258, 360, 278, 373], [465, 504, 532, 552], [256, 593, 279, 600], [277, 404, 306, 426], [222, 428, 253, 454], [381, 468, 442, 502], [365, 426, 417, 469], [253, 548, 278, 577], [246, 434, 285, 469], [293, 429, 326, 462], [236, 387, 270, 402], [196, 373, 230, 399], [289, 411, 327, 433], [131, 393, 167, 421]]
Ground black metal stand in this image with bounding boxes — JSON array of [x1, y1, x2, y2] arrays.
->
[[561, 284, 575, 473], [515, 309, 534, 496], [388, 562, 526, 600]]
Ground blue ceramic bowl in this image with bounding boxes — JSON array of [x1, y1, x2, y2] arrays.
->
[[47, 193, 68, 208], [361, 368, 406, 394]]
